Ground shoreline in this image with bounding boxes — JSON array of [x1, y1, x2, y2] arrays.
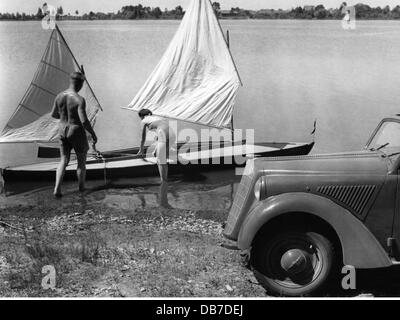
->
[[1, 177, 400, 297], [0, 174, 263, 297], [2, 18, 400, 21]]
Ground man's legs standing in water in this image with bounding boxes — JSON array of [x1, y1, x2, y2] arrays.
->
[[76, 152, 87, 192], [54, 142, 71, 197]]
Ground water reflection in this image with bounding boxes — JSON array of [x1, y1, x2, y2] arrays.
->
[[1, 170, 240, 215]]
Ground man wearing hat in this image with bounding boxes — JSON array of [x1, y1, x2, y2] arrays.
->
[[50, 71, 98, 197]]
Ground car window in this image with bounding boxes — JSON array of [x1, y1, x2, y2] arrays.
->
[[369, 121, 400, 149]]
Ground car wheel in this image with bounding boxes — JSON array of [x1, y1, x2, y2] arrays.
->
[[251, 230, 335, 296]]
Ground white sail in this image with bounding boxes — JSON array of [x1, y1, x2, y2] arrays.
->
[[0, 26, 101, 143], [124, 0, 241, 129]]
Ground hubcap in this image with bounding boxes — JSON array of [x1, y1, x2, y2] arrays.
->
[[280, 249, 310, 275], [260, 234, 325, 289]]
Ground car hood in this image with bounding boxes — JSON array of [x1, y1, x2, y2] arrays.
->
[[256, 151, 390, 175]]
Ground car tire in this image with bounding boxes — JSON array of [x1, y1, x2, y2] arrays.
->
[[251, 229, 335, 297]]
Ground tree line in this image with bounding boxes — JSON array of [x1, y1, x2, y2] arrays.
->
[[250, 4, 400, 20], [1, 3, 400, 21], [0, 4, 184, 20]]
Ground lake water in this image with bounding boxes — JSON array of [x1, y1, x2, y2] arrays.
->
[[2, 19, 400, 167]]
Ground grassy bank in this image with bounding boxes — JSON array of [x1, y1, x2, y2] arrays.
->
[[0, 185, 265, 297], [3, 180, 400, 297]]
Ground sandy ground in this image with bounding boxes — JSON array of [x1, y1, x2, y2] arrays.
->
[[0, 172, 268, 297], [2, 172, 400, 297]]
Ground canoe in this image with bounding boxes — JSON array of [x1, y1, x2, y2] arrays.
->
[[3, 141, 314, 181]]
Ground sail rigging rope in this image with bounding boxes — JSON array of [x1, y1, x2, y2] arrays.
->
[[92, 144, 107, 185]]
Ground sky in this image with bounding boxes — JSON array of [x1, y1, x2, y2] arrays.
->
[[0, 0, 398, 14]]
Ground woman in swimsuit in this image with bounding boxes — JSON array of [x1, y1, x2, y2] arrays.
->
[[51, 72, 97, 197], [137, 109, 175, 208]]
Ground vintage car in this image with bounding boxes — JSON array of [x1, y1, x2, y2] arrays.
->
[[223, 116, 400, 296]]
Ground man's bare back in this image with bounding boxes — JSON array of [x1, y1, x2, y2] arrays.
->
[[55, 90, 86, 125], [51, 90, 90, 153]]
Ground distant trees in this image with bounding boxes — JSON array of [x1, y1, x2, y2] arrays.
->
[[353, 3, 396, 19], [227, 7, 250, 18], [355, 4, 371, 18], [314, 5, 327, 19], [153, 7, 162, 19], [293, 7, 303, 16], [117, 5, 183, 19], [121, 5, 144, 19], [174, 6, 184, 16], [383, 5, 390, 15], [230, 7, 240, 15], [251, 3, 400, 20], [392, 6, 400, 19], [212, 2, 221, 13], [0, 12, 16, 20], [3, 3, 400, 21]]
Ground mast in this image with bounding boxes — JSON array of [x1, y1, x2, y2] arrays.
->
[[226, 29, 235, 142]]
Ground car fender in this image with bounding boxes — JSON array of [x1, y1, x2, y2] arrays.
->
[[238, 192, 392, 269]]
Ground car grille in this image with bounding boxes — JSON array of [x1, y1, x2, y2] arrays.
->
[[224, 172, 254, 239], [317, 185, 376, 216]]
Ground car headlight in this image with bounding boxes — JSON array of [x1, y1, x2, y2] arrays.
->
[[254, 177, 266, 201]]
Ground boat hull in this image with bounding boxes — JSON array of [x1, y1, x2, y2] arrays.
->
[[3, 141, 314, 182]]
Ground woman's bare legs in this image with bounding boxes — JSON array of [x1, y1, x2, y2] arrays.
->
[[156, 139, 170, 208], [76, 152, 87, 192], [54, 144, 71, 197], [158, 162, 169, 207]]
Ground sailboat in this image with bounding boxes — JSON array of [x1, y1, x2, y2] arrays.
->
[[1, 0, 313, 182], [0, 24, 106, 181], [0, 25, 102, 143]]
